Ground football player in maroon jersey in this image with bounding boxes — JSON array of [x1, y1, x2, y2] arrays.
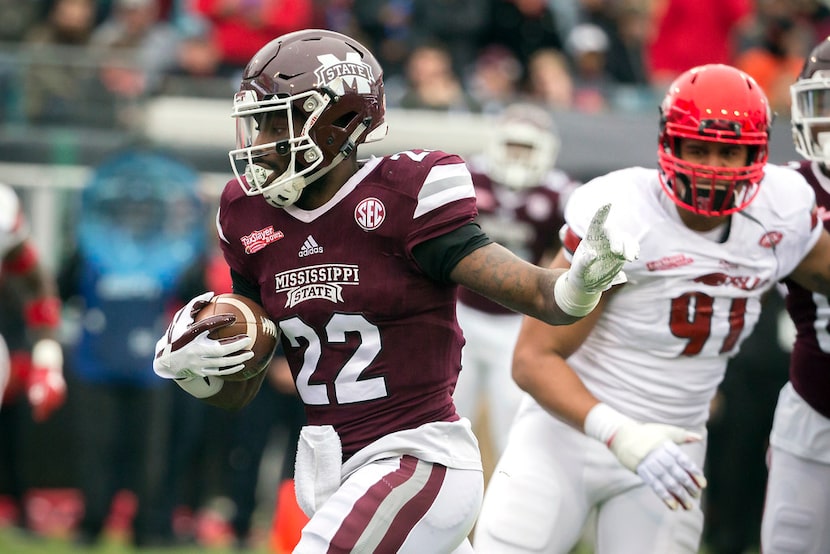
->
[[454, 103, 579, 458], [152, 29, 637, 553], [761, 36, 830, 554]]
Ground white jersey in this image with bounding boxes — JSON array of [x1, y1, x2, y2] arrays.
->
[[562, 164, 822, 428]]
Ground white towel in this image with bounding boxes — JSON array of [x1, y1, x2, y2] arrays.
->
[[294, 425, 342, 518]]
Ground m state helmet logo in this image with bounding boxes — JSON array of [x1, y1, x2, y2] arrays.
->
[[315, 53, 375, 95]]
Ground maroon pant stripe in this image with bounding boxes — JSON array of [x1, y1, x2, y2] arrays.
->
[[374, 461, 446, 552], [328, 456, 419, 553]]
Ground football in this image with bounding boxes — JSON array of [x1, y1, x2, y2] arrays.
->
[[193, 293, 280, 381]]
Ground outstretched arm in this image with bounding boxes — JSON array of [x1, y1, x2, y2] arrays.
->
[[451, 203, 639, 324]]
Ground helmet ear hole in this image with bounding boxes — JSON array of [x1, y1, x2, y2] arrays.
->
[[332, 111, 359, 129]]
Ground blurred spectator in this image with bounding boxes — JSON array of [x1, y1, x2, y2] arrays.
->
[[454, 103, 578, 459], [59, 150, 207, 547], [409, 0, 491, 78], [484, 0, 564, 73], [566, 22, 612, 112], [20, 0, 116, 127], [799, 0, 830, 45], [352, 0, 413, 79], [523, 48, 574, 110], [578, 0, 650, 85], [467, 45, 524, 114], [397, 41, 482, 112], [191, 0, 314, 78], [736, 16, 809, 115], [0, 0, 46, 41], [645, 0, 754, 89], [91, 0, 181, 125], [161, 18, 229, 97]]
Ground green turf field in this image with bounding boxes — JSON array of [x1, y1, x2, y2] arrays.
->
[[0, 526, 271, 554]]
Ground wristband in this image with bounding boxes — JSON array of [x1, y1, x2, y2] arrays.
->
[[584, 403, 632, 447], [175, 375, 224, 399], [553, 271, 601, 317]]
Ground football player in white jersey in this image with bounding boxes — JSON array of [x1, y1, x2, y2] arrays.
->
[[151, 30, 637, 553], [454, 103, 580, 457], [474, 63, 830, 554], [761, 37, 830, 554], [0, 183, 65, 422]]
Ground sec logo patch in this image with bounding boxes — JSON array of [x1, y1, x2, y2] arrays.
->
[[355, 197, 386, 231]]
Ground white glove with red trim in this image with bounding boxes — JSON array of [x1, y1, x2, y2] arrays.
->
[[555, 203, 639, 317], [585, 403, 706, 511]]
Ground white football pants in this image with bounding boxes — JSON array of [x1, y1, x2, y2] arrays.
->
[[295, 455, 482, 553], [473, 397, 706, 553]]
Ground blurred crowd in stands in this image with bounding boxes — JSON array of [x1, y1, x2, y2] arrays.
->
[[0, 0, 828, 129]]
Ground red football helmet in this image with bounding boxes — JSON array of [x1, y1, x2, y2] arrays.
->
[[228, 29, 387, 208], [658, 64, 771, 216], [791, 37, 830, 164]]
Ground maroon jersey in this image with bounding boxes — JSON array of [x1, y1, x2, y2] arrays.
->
[[785, 160, 830, 418], [218, 150, 478, 458], [457, 160, 577, 314]]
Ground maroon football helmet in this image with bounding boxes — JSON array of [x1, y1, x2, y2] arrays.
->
[[228, 29, 388, 208], [791, 37, 830, 164], [658, 64, 771, 216]]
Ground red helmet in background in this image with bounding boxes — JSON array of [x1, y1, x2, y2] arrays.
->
[[228, 29, 387, 208], [791, 36, 830, 164], [658, 64, 771, 216]]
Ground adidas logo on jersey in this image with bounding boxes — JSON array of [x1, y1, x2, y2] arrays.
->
[[298, 235, 324, 257]]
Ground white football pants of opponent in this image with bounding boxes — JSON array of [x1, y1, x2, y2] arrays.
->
[[473, 398, 706, 554], [762, 383, 830, 554]]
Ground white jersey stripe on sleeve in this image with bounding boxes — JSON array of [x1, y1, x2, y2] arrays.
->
[[414, 163, 475, 219]]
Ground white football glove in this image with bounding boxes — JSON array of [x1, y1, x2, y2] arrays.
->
[[153, 292, 255, 385], [585, 403, 706, 511], [554, 203, 640, 317]]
